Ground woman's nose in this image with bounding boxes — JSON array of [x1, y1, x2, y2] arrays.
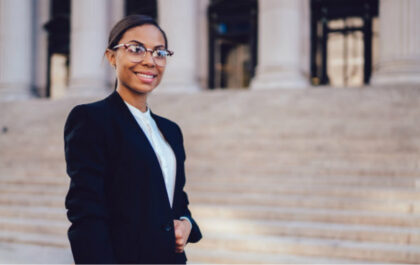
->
[[141, 51, 155, 66]]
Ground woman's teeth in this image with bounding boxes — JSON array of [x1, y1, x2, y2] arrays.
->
[[137, 73, 155, 79]]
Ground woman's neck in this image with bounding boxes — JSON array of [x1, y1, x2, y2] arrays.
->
[[116, 86, 148, 113]]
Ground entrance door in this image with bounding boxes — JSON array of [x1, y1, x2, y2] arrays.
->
[[125, 0, 157, 18], [208, 0, 257, 89], [310, 0, 378, 86]]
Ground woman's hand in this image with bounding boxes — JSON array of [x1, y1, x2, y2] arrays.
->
[[173, 219, 192, 253]]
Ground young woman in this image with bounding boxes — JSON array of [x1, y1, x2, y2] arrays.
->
[[64, 15, 202, 264]]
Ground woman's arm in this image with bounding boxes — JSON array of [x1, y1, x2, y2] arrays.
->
[[176, 125, 203, 244], [64, 105, 116, 264]]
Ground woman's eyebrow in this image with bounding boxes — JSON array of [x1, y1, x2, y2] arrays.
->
[[127, 40, 165, 49], [127, 40, 142, 45]]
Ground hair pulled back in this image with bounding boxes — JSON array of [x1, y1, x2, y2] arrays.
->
[[107, 14, 168, 50]]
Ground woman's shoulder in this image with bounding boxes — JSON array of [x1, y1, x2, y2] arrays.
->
[[69, 97, 109, 116], [65, 96, 111, 131]]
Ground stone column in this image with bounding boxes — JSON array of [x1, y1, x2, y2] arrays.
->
[[106, 0, 125, 89], [251, 0, 309, 89], [197, 0, 210, 89], [34, 0, 50, 97], [68, 0, 109, 96], [0, 0, 33, 100], [158, 0, 201, 92], [371, 0, 420, 85]]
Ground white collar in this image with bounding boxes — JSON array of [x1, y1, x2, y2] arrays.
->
[[124, 101, 152, 120]]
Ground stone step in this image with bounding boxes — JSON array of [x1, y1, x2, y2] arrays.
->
[[189, 191, 420, 214], [4, 158, 420, 180], [189, 139, 420, 153], [3, 208, 417, 246], [0, 189, 416, 214], [198, 232, 420, 263], [188, 164, 420, 181], [181, 120, 420, 130], [0, 183, 67, 196], [1, 214, 415, 263], [2, 173, 418, 187], [182, 121, 420, 130], [4, 120, 419, 143], [190, 204, 420, 227], [0, 174, 417, 195], [0, 162, 420, 178], [0, 229, 68, 248], [182, 124, 420, 138], [189, 191, 418, 214], [0, 241, 73, 264], [186, 244, 371, 264], [188, 182, 420, 201], [0, 193, 63, 208], [6, 134, 420, 153], [2, 180, 419, 202], [0, 176, 68, 185], [3, 120, 418, 139], [2, 176, 419, 195], [188, 153, 420, 167], [199, 217, 420, 245], [0, 205, 65, 220], [3, 214, 417, 251], [5, 133, 419, 157], [188, 165, 420, 181], [0, 216, 67, 236]]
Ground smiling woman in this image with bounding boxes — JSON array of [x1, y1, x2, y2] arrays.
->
[[105, 18, 172, 110], [64, 15, 202, 264]]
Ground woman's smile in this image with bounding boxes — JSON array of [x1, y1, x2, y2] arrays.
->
[[134, 71, 157, 84]]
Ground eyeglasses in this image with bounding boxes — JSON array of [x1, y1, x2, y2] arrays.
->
[[112, 43, 174, 66]]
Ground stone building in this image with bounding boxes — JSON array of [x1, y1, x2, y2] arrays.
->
[[1, 1, 420, 263], [0, 0, 419, 100]]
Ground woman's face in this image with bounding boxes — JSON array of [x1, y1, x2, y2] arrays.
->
[[107, 25, 166, 95]]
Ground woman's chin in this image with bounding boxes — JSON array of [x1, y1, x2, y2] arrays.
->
[[129, 84, 157, 95]]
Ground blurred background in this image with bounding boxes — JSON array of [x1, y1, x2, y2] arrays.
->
[[0, 0, 420, 263]]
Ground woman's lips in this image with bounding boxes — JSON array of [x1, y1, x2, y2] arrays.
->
[[135, 72, 157, 84]]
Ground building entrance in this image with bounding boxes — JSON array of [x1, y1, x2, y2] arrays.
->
[[310, 0, 378, 87], [43, 0, 70, 98], [208, 0, 257, 89]]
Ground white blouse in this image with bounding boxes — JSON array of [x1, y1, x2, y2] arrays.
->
[[124, 102, 177, 207]]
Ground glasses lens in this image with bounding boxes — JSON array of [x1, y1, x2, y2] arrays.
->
[[126, 45, 145, 62], [153, 49, 169, 66]]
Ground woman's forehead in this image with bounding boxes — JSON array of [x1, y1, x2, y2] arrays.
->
[[120, 25, 165, 48]]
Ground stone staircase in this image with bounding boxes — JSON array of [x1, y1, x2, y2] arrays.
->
[[0, 86, 420, 263]]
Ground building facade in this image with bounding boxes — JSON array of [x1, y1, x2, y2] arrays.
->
[[0, 0, 419, 100]]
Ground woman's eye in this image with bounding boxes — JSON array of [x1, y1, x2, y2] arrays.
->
[[155, 50, 168, 58], [128, 46, 144, 54]]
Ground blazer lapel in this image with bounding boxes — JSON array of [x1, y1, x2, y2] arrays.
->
[[151, 111, 184, 210], [106, 91, 173, 211]]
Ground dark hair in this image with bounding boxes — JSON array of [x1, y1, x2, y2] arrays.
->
[[107, 15, 168, 89], [107, 14, 168, 50]]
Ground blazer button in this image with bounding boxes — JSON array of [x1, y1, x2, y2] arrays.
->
[[162, 224, 172, 232]]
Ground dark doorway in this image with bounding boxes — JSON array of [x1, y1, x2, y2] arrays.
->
[[43, 0, 70, 97], [208, 0, 258, 89], [310, 0, 379, 86], [125, 0, 157, 19]]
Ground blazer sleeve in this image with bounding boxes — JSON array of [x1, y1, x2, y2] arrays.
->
[[176, 125, 203, 244], [64, 105, 116, 264]]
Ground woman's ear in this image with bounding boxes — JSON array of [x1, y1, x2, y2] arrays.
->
[[105, 49, 116, 68]]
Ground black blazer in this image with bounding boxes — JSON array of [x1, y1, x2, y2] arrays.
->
[[64, 91, 202, 264]]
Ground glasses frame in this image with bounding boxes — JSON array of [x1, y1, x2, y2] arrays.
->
[[112, 43, 174, 66]]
